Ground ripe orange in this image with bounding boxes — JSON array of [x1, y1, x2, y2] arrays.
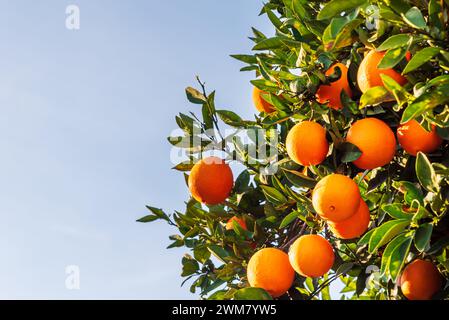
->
[[397, 120, 443, 156], [346, 118, 397, 169], [226, 216, 247, 231], [316, 63, 352, 110], [253, 87, 275, 113], [286, 121, 329, 166], [188, 156, 233, 205], [312, 174, 361, 222], [405, 51, 412, 62], [328, 199, 370, 239], [288, 235, 335, 278], [247, 248, 295, 297], [357, 50, 408, 93], [400, 259, 443, 300]]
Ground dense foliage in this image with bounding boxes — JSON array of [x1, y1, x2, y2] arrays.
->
[[139, 0, 449, 300]]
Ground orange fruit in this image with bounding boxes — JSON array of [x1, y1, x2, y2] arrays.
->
[[346, 118, 397, 169], [400, 259, 443, 300], [312, 174, 361, 222], [357, 50, 408, 93], [288, 235, 335, 278], [397, 120, 443, 156], [328, 199, 370, 239], [316, 63, 353, 110], [247, 248, 295, 297], [405, 51, 412, 62], [286, 121, 329, 166], [253, 87, 275, 113], [188, 156, 233, 205], [226, 216, 247, 231]]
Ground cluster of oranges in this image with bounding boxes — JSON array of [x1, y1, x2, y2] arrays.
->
[[257, 49, 442, 162], [185, 49, 444, 300]]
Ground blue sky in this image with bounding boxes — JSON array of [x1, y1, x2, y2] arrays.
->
[[0, 1, 273, 299]]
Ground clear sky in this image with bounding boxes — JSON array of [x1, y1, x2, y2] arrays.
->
[[0, 1, 273, 299]]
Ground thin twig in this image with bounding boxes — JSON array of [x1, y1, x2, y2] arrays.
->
[[307, 274, 339, 300], [280, 222, 307, 250], [196, 76, 226, 143]]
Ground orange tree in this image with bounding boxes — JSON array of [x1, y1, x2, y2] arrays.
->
[[138, 0, 449, 300]]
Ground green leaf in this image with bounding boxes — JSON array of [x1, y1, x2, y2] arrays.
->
[[234, 170, 250, 193], [250, 79, 278, 92], [416, 152, 439, 193], [230, 54, 258, 64], [178, 113, 199, 135], [185, 87, 206, 104], [378, 45, 409, 69], [388, 235, 412, 281], [322, 278, 331, 300], [428, 0, 443, 30], [282, 168, 317, 189], [396, 181, 424, 205], [317, 0, 366, 20], [335, 262, 355, 276], [384, 0, 411, 15], [252, 36, 299, 50], [291, 0, 310, 20], [181, 255, 199, 277], [358, 228, 376, 246], [382, 204, 413, 220], [167, 234, 184, 249], [208, 245, 231, 264], [380, 74, 410, 105], [260, 185, 288, 205], [413, 206, 431, 223], [380, 233, 408, 276], [322, 14, 363, 50], [359, 86, 393, 108], [233, 287, 273, 300], [368, 220, 410, 253], [339, 142, 362, 162], [202, 104, 214, 130], [402, 7, 427, 29], [217, 110, 243, 127], [356, 268, 368, 296], [266, 10, 285, 32], [145, 206, 169, 220], [401, 84, 449, 123], [172, 162, 194, 172], [377, 34, 412, 51], [280, 211, 300, 229], [207, 290, 228, 300], [194, 246, 211, 264], [136, 215, 159, 223], [414, 223, 433, 252], [403, 47, 441, 74]]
